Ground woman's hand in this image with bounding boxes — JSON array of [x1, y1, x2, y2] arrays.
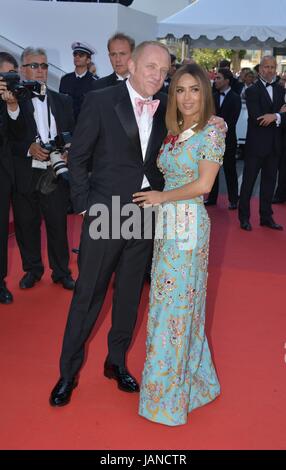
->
[[132, 190, 166, 207], [208, 115, 227, 134]]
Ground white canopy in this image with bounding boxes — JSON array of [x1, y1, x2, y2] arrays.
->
[[158, 0, 286, 49]]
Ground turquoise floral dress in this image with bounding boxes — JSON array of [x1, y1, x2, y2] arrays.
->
[[139, 124, 225, 426]]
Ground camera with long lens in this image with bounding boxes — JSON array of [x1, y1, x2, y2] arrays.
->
[[40, 132, 72, 182], [0, 72, 46, 100]]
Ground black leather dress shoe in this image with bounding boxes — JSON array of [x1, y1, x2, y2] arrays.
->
[[228, 202, 238, 210], [260, 219, 283, 230], [104, 362, 140, 393], [53, 275, 75, 290], [19, 272, 40, 289], [0, 282, 13, 304], [50, 377, 78, 407], [240, 220, 252, 231], [204, 200, 216, 206]]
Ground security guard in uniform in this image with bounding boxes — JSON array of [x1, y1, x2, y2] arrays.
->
[[59, 41, 97, 121]]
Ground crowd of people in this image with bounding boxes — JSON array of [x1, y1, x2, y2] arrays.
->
[[0, 33, 285, 426]]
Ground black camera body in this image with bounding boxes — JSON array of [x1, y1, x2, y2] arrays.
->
[[0, 72, 45, 99], [40, 132, 72, 181], [40, 132, 72, 154]]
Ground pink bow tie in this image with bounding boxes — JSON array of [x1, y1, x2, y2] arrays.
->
[[135, 97, 160, 117]]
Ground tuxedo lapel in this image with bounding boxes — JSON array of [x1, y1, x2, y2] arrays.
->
[[114, 85, 142, 159], [214, 92, 220, 114], [220, 91, 233, 115], [21, 98, 37, 139], [110, 72, 120, 86], [272, 83, 282, 111], [47, 90, 60, 134], [257, 79, 273, 108], [144, 95, 166, 165]]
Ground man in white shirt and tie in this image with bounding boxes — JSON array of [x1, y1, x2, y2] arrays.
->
[[93, 32, 135, 91], [239, 55, 285, 231], [50, 41, 171, 407]]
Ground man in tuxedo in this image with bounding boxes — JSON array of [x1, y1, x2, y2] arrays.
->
[[92, 32, 135, 91], [239, 56, 285, 231], [59, 41, 97, 121], [7, 47, 75, 289], [49, 41, 171, 407], [218, 59, 239, 91], [0, 52, 18, 304], [205, 68, 241, 209]]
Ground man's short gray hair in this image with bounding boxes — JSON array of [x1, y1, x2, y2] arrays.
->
[[260, 55, 276, 66], [21, 47, 47, 64], [132, 41, 170, 64]]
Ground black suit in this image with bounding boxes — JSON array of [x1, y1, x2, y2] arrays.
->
[[60, 83, 167, 380], [9, 90, 74, 280], [208, 90, 241, 204], [232, 81, 244, 96], [274, 127, 286, 201], [0, 100, 14, 283], [92, 72, 120, 91], [239, 79, 285, 222]]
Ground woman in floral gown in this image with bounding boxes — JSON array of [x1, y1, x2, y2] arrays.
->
[[133, 64, 225, 426]]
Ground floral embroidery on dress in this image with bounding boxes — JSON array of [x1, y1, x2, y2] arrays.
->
[[139, 125, 224, 426]]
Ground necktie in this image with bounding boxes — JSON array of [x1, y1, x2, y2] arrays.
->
[[219, 92, 225, 96], [32, 93, 45, 102], [135, 97, 160, 117], [266, 82, 274, 87]]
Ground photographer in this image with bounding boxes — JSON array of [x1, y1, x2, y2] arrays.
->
[[0, 52, 18, 304], [6, 47, 75, 290]]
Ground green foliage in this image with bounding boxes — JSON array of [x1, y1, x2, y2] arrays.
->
[[192, 48, 246, 70]]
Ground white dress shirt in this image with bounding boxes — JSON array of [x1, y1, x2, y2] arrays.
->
[[116, 73, 130, 81], [75, 70, 88, 78], [8, 95, 57, 169], [126, 79, 153, 189], [259, 77, 281, 126], [219, 86, 231, 107]]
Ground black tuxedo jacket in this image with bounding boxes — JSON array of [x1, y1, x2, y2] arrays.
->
[[92, 72, 121, 91], [8, 89, 74, 193], [214, 90, 241, 149], [232, 81, 244, 95], [69, 82, 167, 213], [0, 100, 14, 184], [245, 80, 285, 158]]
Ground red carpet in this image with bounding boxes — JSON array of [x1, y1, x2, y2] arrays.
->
[[0, 198, 285, 450]]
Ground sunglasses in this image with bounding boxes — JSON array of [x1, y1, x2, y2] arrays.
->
[[22, 63, 49, 70]]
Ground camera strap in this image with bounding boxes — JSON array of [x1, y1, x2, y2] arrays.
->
[[46, 96, 51, 139], [33, 96, 53, 170], [34, 95, 52, 143]]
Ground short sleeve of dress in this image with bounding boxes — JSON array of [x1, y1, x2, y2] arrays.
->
[[197, 124, 225, 166]]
